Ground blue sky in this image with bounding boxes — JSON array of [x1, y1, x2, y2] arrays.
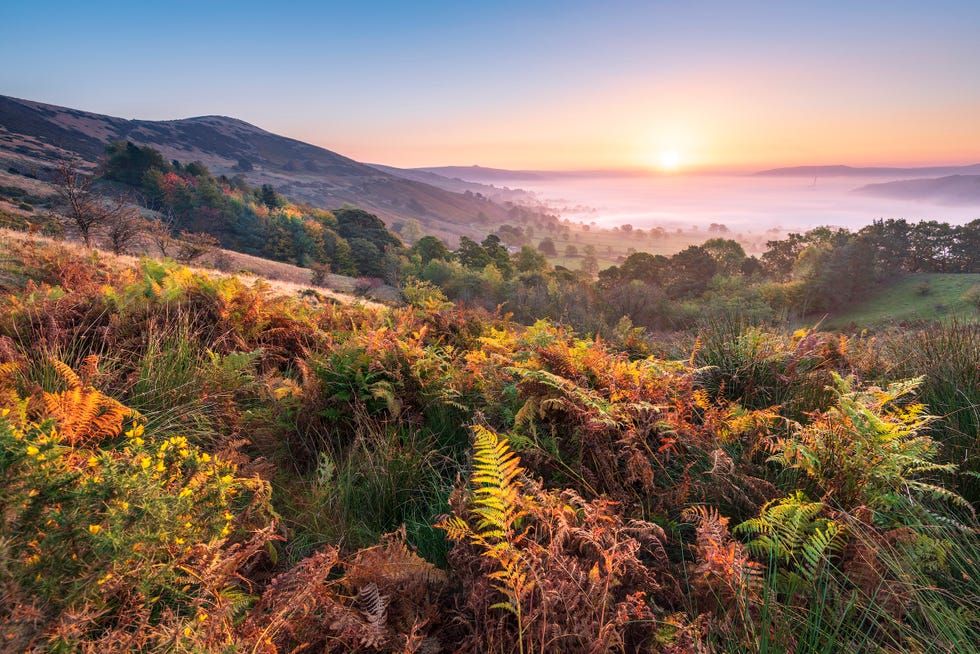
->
[[3, 1, 980, 169]]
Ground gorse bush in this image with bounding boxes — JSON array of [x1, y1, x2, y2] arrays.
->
[[0, 360, 274, 651]]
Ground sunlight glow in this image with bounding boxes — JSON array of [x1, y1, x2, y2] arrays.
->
[[659, 150, 681, 171]]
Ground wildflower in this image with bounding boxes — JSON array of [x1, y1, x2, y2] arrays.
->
[[26, 445, 39, 456], [197, 611, 208, 622], [178, 488, 193, 499], [155, 461, 166, 472], [88, 524, 101, 534], [141, 457, 151, 469], [87, 456, 98, 467], [175, 537, 185, 545]]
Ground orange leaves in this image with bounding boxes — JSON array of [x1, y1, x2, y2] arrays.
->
[[40, 356, 134, 447]]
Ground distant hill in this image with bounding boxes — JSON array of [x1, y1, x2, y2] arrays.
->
[[0, 95, 530, 242], [854, 174, 980, 204], [754, 163, 980, 177], [415, 165, 651, 183], [368, 163, 539, 204]]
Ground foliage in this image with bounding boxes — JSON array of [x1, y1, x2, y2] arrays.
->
[[0, 235, 978, 652]]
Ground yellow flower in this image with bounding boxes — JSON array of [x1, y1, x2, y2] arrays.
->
[[88, 524, 101, 534], [125, 423, 145, 439], [197, 611, 208, 622], [1, 408, 9, 417], [87, 456, 98, 467], [199, 453, 211, 463], [119, 501, 130, 511], [155, 461, 166, 472], [184, 522, 192, 528], [178, 488, 193, 499], [141, 457, 151, 469], [183, 627, 193, 637], [223, 511, 234, 521], [175, 537, 185, 545], [220, 475, 233, 484], [26, 445, 39, 456], [97, 573, 112, 585]]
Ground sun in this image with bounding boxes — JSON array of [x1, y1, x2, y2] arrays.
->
[[658, 150, 681, 172]]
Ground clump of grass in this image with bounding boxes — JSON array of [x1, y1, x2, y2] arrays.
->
[[880, 320, 980, 501]]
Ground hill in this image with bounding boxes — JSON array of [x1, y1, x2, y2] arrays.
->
[[0, 95, 536, 243], [854, 174, 980, 204], [825, 273, 980, 327], [754, 163, 980, 177]]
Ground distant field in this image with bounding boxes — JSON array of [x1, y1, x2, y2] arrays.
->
[[826, 273, 980, 328]]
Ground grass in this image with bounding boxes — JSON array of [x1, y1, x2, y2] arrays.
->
[[825, 273, 980, 328]]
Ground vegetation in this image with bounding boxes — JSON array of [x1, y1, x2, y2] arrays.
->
[[0, 231, 977, 652]]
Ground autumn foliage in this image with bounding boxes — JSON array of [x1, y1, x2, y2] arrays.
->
[[0, 235, 976, 652]]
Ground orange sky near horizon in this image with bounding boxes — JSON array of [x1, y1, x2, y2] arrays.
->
[[5, 2, 980, 172]]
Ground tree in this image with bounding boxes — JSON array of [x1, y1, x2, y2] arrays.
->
[[538, 238, 557, 256], [347, 237, 384, 277], [455, 236, 492, 270], [102, 141, 169, 187], [54, 160, 122, 247], [701, 237, 747, 275], [514, 245, 548, 274], [174, 231, 220, 264], [147, 215, 176, 257], [102, 209, 148, 255], [411, 235, 451, 266], [565, 244, 579, 258], [260, 184, 283, 210], [666, 246, 717, 299]]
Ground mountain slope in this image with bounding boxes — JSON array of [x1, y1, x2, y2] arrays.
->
[[0, 95, 524, 242]]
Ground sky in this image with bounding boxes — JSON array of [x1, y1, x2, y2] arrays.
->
[[3, 1, 980, 171]]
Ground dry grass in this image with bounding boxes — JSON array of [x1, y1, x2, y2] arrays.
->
[[0, 227, 387, 310]]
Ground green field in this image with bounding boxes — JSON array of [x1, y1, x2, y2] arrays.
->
[[826, 273, 980, 327]]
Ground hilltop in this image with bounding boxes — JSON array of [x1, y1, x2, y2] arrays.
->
[[0, 95, 543, 243]]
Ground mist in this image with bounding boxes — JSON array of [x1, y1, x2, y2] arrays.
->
[[473, 171, 980, 241]]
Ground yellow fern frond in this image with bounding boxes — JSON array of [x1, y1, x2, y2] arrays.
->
[[39, 359, 135, 446], [50, 358, 81, 389]]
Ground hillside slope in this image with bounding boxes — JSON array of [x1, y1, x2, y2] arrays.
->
[[0, 95, 525, 242]]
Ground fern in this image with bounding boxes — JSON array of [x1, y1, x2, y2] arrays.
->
[[437, 426, 534, 650], [735, 491, 846, 583], [40, 357, 134, 446]]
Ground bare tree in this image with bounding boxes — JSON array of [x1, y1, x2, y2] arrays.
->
[[147, 213, 177, 257], [174, 230, 220, 264], [55, 159, 137, 249], [102, 206, 149, 255]]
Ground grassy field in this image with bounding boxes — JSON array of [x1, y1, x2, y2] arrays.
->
[[826, 272, 980, 327]]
